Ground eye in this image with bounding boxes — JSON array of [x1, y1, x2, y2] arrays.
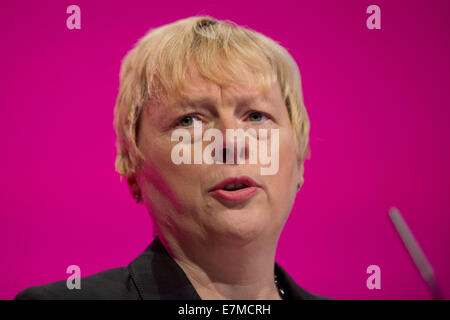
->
[[247, 111, 268, 122], [176, 115, 201, 127]]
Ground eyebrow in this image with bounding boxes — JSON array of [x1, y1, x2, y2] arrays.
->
[[173, 93, 269, 110], [174, 96, 217, 110]]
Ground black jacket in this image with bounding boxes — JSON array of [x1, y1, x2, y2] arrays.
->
[[15, 236, 327, 300]]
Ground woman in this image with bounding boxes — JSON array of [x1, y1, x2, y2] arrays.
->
[[15, 16, 327, 300]]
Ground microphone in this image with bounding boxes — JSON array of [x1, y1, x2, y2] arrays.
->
[[389, 207, 444, 300]]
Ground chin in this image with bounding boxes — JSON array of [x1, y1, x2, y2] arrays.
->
[[209, 208, 273, 244]]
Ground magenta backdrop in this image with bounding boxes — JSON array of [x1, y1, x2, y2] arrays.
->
[[1, 0, 449, 300]]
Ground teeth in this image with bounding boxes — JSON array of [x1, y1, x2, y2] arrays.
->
[[223, 183, 246, 191]]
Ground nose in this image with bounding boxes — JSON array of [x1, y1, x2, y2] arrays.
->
[[213, 115, 256, 164]]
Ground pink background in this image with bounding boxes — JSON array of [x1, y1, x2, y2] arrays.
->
[[1, 0, 449, 300]]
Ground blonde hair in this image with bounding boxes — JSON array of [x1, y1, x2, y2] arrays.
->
[[113, 16, 311, 202]]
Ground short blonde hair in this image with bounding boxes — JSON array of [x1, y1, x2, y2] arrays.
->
[[113, 16, 311, 202]]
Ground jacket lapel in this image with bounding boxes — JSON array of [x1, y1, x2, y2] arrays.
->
[[128, 236, 201, 300]]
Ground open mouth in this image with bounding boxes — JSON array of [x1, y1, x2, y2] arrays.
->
[[209, 176, 259, 201], [222, 183, 249, 191]]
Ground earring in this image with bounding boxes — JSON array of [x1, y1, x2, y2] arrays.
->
[[296, 183, 301, 190]]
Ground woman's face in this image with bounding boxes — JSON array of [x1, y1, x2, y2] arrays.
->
[[136, 66, 304, 244]]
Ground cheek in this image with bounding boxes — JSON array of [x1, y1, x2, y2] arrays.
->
[[276, 132, 300, 187], [260, 132, 299, 229], [140, 137, 205, 202]]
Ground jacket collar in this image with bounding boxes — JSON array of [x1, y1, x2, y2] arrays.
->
[[128, 236, 315, 300]]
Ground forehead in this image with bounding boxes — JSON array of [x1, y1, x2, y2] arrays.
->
[[166, 65, 279, 107]]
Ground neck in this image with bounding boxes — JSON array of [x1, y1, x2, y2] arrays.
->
[[158, 231, 282, 300]]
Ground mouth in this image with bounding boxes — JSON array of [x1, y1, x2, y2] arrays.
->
[[209, 176, 260, 202]]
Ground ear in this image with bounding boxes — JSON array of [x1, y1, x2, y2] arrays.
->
[[127, 174, 142, 204], [297, 160, 305, 189]]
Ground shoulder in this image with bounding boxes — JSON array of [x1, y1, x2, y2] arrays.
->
[[294, 288, 334, 300], [274, 263, 333, 300], [14, 266, 139, 300]]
